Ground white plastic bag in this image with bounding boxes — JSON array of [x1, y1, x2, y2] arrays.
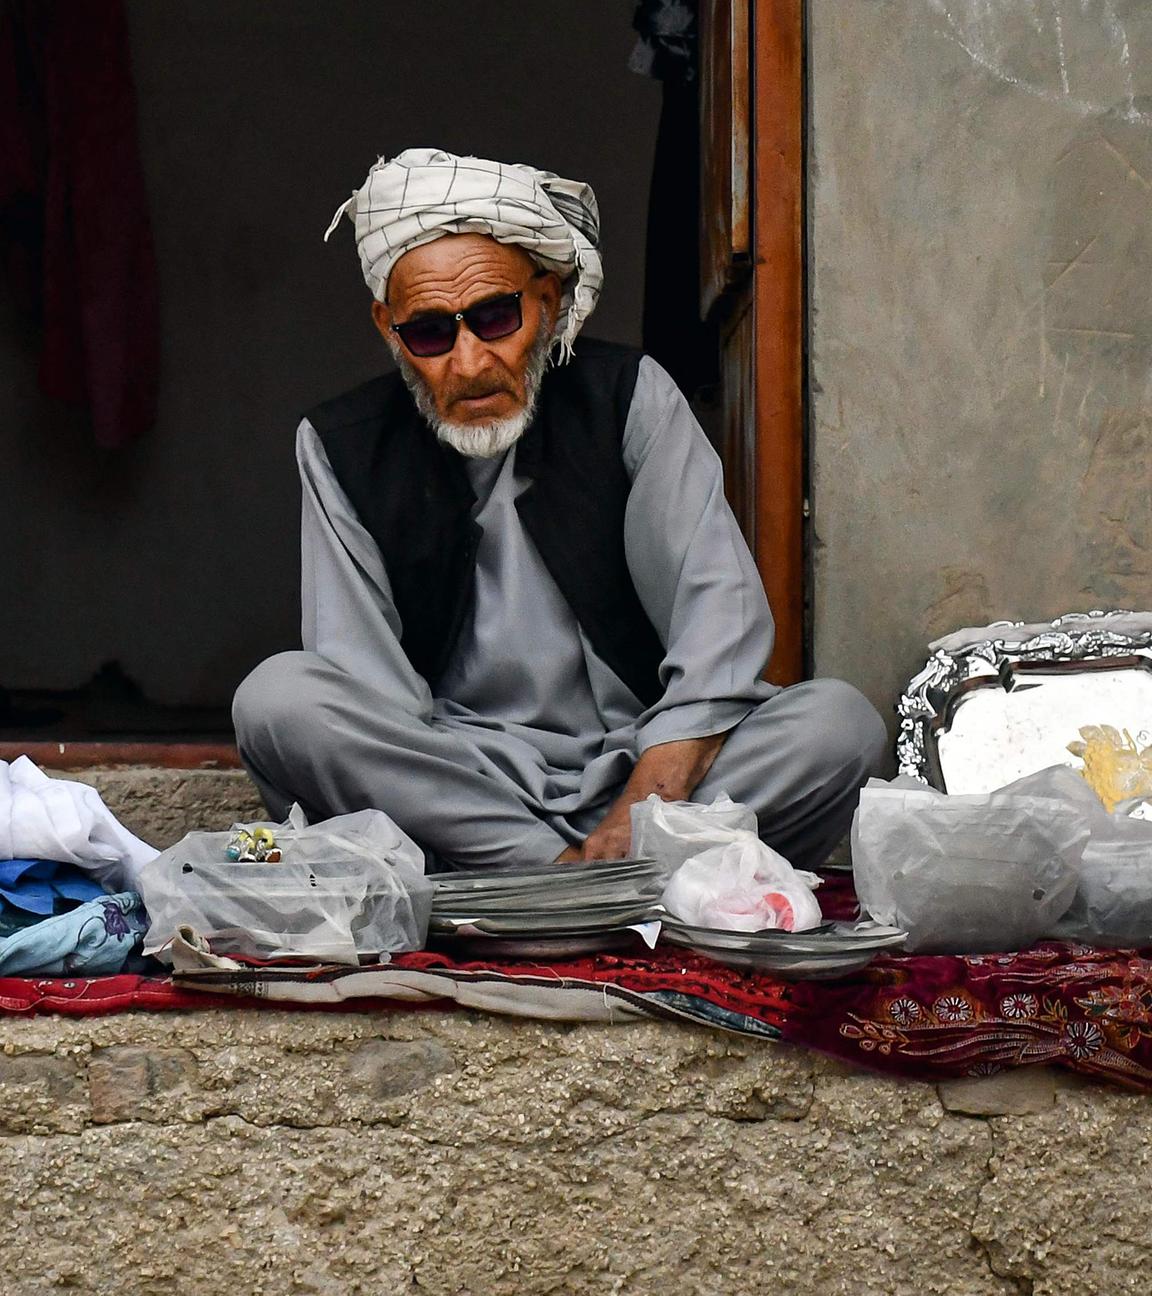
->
[[632, 793, 823, 933], [1055, 825, 1152, 947], [629, 792, 758, 875], [851, 770, 1089, 953], [1027, 764, 1152, 947], [662, 838, 824, 932], [139, 805, 433, 965]]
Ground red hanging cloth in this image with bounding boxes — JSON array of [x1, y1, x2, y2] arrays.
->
[[0, 0, 159, 449]]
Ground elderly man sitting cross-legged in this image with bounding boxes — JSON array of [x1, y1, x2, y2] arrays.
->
[[233, 147, 886, 870]]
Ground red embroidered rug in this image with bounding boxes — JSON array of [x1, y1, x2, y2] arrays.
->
[[1, 872, 1149, 1089], [2, 939, 1151, 1089]]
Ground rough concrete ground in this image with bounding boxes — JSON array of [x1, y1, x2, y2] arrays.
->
[[0, 1008, 1145, 1295]]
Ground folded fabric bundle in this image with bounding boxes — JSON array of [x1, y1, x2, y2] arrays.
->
[[0, 756, 160, 975], [0, 892, 148, 976], [0, 757, 158, 891], [0, 858, 108, 937]]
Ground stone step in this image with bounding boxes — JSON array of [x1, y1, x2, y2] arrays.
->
[[0, 1006, 1124, 1295], [49, 765, 264, 851]]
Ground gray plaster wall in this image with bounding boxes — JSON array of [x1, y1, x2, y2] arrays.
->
[[0, 1, 660, 706], [810, 1, 1152, 733]]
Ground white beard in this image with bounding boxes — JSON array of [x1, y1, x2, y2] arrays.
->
[[432, 410, 534, 459], [388, 321, 552, 459]]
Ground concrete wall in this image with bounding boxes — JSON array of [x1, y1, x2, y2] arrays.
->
[[809, 1, 1152, 732], [0, 1, 661, 706]]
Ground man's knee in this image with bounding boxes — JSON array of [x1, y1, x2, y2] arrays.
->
[[803, 677, 888, 781], [233, 651, 322, 757]]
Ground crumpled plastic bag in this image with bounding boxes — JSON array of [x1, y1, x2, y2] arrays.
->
[[852, 769, 1090, 953], [139, 805, 433, 965], [630, 793, 823, 933], [1024, 764, 1152, 948], [0, 756, 157, 891], [1055, 819, 1152, 947], [629, 792, 758, 875]]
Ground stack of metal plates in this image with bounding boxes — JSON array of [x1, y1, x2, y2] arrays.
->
[[430, 857, 664, 958], [658, 918, 907, 979]]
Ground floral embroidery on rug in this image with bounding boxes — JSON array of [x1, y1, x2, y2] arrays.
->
[[828, 945, 1152, 1086]]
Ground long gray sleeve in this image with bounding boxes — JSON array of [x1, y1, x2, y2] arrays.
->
[[622, 357, 778, 752], [298, 419, 434, 720]]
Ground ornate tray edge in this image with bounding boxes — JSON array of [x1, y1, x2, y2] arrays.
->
[[896, 609, 1152, 786]]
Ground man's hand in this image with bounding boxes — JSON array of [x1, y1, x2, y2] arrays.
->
[[578, 732, 728, 860], [576, 801, 636, 862]]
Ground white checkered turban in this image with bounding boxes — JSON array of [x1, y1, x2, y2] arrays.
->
[[325, 148, 603, 363]]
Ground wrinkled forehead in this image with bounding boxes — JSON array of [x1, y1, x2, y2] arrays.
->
[[388, 233, 537, 312]]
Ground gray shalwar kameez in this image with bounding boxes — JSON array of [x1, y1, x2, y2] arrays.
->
[[234, 358, 886, 870]]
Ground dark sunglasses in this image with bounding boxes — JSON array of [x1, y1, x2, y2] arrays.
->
[[392, 291, 525, 358]]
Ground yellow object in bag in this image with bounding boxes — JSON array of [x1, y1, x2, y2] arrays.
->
[[1067, 724, 1152, 814]]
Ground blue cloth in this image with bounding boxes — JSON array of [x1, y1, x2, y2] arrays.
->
[[0, 859, 106, 915], [0, 892, 147, 976]]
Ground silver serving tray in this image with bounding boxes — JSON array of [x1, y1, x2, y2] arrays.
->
[[896, 610, 1152, 792]]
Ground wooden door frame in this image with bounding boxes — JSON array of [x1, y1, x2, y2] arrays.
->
[[700, 0, 806, 685]]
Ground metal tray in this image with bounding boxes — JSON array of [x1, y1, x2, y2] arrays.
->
[[658, 919, 905, 955], [660, 939, 879, 979], [660, 918, 834, 942], [433, 858, 661, 894], [896, 611, 1152, 792], [430, 906, 657, 936], [430, 930, 643, 960], [433, 883, 664, 915]]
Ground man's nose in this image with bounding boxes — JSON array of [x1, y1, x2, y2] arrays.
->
[[450, 324, 492, 377]]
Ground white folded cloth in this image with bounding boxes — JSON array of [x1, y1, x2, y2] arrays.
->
[[0, 756, 158, 891]]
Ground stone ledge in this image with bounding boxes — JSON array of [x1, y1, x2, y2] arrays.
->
[[0, 1008, 1147, 1294], [49, 766, 265, 849], [938, 1067, 1057, 1116]]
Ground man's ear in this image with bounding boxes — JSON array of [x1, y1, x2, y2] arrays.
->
[[371, 299, 393, 342], [535, 272, 563, 328]]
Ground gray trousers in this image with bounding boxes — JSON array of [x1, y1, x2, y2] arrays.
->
[[233, 651, 887, 872]]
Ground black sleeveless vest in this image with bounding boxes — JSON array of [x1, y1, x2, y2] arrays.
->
[[305, 338, 666, 705]]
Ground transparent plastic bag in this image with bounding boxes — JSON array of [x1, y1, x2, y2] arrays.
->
[[1028, 765, 1152, 947], [631, 793, 823, 933], [1054, 826, 1152, 947], [629, 792, 758, 875], [139, 805, 433, 965], [1067, 724, 1152, 814], [851, 770, 1089, 954]]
